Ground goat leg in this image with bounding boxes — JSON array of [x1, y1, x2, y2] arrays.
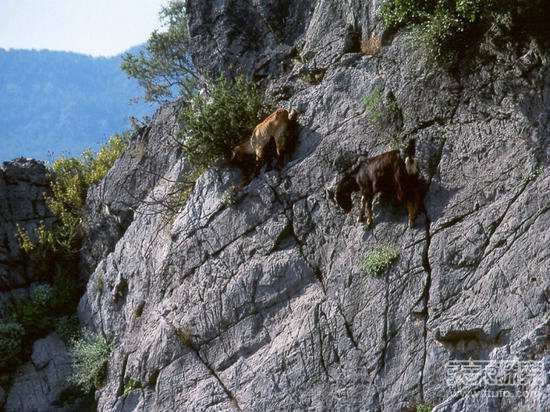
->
[[406, 200, 416, 228], [366, 197, 374, 226]]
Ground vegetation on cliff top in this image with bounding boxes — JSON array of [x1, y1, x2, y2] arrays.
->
[[381, 0, 550, 64]]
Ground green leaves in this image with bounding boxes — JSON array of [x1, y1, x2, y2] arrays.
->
[[379, 0, 516, 64], [361, 244, 400, 277], [70, 330, 111, 392], [178, 75, 271, 171], [18, 133, 129, 261], [121, 1, 196, 103]]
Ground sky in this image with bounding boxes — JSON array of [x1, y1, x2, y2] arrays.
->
[[0, 0, 168, 56]]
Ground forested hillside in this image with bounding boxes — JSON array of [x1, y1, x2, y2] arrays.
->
[[0, 48, 154, 161]]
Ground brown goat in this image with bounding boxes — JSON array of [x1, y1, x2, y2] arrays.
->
[[231, 108, 299, 186], [329, 140, 426, 227]]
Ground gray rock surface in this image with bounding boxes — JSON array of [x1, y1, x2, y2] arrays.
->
[[74, 0, 549, 411], [5, 333, 76, 412], [80, 102, 184, 279], [0, 158, 51, 306]]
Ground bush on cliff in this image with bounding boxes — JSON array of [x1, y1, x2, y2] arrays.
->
[[178, 75, 272, 171], [380, 0, 550, 64], [361, 244, 400, 277], [18, 133, 129, 261], [70, 330, 111, 392], [169, 76, 273, 212]]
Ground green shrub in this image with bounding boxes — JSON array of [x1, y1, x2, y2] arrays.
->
[[379, 0, 548, 63], [361, 244, 400, 276], [95, 274, 105, 293], [363, 86, 384, 122], [3, 273, 82, 370], [70, 330, 111, 392], [221, 185, 239, 207], [363, 86, 400, 124], [123, 378, 142, 396], [31, 284, 53, 307], [176, 327, 193, 348], [0, 322, 25, 370], [10, 290, 54, 337], [178, 75, 273, 171], [416, 404, 433, 412], [18, 133, 129, 261]]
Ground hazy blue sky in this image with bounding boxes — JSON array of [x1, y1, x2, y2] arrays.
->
[[0, 0, 167, 56]]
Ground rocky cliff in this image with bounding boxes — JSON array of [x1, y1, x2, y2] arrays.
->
[[3, 0, 549, 411], [75, 0, 549, 410]]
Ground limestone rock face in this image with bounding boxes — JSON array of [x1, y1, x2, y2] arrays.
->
[[75, 0, 549, 411], [80, 102, 184, 280], [5, 333, 79, 412]]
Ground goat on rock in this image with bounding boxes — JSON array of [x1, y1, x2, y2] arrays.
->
[[230, 108, 299, 187], [327, 139, 426, 227]]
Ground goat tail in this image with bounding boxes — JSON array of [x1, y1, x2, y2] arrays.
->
[[335, 173, 359, 213]]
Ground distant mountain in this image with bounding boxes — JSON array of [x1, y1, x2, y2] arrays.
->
[[0, 48, 156, 162]]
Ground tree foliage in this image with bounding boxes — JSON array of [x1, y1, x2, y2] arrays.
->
[[121, 1, 196, 103], [380, 0, 550, 64], [178, 75, 272, 171]]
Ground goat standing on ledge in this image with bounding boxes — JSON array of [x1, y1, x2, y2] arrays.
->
[[328, 139, 426, 227], [231, 108, 299, 188]]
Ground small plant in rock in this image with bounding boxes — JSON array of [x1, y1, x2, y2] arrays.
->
[[363, 86, 401, 126], [361, 244, 400, 276], [525, 164, 544, 183], [7, 284, 58, 338], [31, 283, 53, 307], [70, 330, 111, 392], [221, 185, 239, 207], [95, 274, 105, 293], [300, 68, 326, 85], [416, 404, 433, 412], [363, 86, 384, 122], [176, 327, 194, 348], [133, 301, 145, 318], [123, 378, 142, 396]]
